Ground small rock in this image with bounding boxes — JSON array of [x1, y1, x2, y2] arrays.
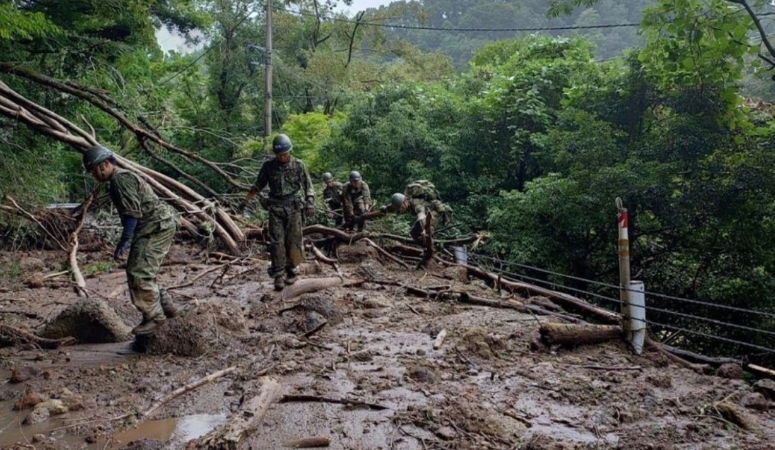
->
[[435, 426, 457, 440], [39, 399, 68, 415], [13, 388, 46, 410], [24, 405, 50, 424], [754, 378, 775, 400], [10, 365, 41, 383], [19, 256, 46, 272], [416, 349, 426, 356], [718, 363, 744, 380], [51, 388, 84, 411], [32, 434, 45, 443], [362, 297, 392, 309], [741, 392, 769, 411], [406, 366, 437, 383]]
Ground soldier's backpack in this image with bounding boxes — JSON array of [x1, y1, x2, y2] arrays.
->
[[404, 180, 440, 201]]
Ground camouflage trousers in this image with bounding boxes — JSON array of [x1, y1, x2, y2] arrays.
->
[[267, 203, 304, 278], [126, 219, 177, 320], [411, 212, 439, 245]]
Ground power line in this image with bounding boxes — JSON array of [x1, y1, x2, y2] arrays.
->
[[274, 6, 641, 33]]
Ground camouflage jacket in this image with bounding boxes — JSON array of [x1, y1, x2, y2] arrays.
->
[[381, 197, 453, 224], [323, 181, 344, 208], [342, 181, 372, 216], [108, 168, 176, 235], [253, 156, 314, 204]]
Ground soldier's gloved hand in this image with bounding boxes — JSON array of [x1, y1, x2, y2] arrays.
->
[[326, 212, 334, 219], [113, 240, 129, 262], [305, 197, 316, 219]]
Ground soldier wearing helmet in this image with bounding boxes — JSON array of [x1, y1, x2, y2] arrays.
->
[[321, 172, 344, 227], [246, 134, 315, 290], [342, 171, 372, 232], [381, 180, 452, 245], [82, 145, 179, 335]]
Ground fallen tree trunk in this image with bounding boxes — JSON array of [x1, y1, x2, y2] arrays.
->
[[539, 323, 623, 347], [0, 79, 245, 254], [457, 263, 620, 324], [198, 377, 282, 450], [645, 337, 709, 374]]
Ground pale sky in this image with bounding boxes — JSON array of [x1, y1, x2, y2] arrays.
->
[[157, 0, 394, 54]]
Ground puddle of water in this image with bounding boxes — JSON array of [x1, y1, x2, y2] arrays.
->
[[109, 413, 227, 448]]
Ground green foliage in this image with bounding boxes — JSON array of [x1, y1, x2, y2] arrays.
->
[[0, 3, 61, 40], [282, 111, 345, 174]]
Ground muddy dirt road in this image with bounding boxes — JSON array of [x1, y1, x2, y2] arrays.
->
[[1, 245, 774, 449]]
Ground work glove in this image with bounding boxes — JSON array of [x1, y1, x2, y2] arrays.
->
[[113, 240, 129, 262], [326, 212, 334, 219], [305, 197, 316, 220]]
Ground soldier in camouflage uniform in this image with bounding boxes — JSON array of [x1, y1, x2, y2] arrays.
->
[[322, 172, 344, 227], [82, 145, 179, 335], [246, 134, 315, 290], [342, 171, 372, 232], [381, 180, 453, 245]]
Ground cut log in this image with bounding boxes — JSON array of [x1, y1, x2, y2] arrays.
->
[[197, 377, 282, 450], [282, 277, 365, 301], [539, 323, 622, 347]]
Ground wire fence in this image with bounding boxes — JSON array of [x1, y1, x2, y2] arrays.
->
[[466, 252, 775, 355]]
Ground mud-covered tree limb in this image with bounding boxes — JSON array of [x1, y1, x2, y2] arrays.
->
[[69, 192, 95, 297], [0, 324, 76, 349], [4, 196, 68, 251], [198, 377, 282, 450], [143, 366, 237, 418]]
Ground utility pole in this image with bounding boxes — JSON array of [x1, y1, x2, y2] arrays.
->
[[264, 0, 273, 152]]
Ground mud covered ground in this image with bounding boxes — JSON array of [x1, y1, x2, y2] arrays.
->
[[1, 244, 775, 450]]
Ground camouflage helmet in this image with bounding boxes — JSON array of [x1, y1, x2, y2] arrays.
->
[[391, 193, 406, 209], [82, 145, 114, 172], [349, 171, 362, 182], [272, 134, 293, 154], [322, 172, 334, 182]]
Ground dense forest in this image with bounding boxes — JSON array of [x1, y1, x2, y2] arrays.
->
[[2, 0, 775, 358]]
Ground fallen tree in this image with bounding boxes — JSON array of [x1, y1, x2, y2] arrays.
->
[[0, 79, 245, 254]]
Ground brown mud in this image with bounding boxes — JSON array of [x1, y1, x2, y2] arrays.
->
[[1, 246, 775, 449]]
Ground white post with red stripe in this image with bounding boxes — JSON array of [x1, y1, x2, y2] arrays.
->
[[616, 198, 630, 323]]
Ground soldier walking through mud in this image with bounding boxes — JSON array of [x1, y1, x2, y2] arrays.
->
[[322, 172, 344, 227], [246, 134, 315, 290], [82, 145, 180, 335], [342, 171, 372, 232]]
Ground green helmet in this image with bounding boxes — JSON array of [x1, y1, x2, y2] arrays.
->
[[391, 193, 405, 209], [349, 171, 362, 182], [322, 172, 334, 182], [83, 145, 113, 172], [272, 134, 293, 154]]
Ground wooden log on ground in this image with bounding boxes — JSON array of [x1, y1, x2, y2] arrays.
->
[[198, 377, 282, 450], [539, 323, 623, 347], [433, 329, 447, 350], [282, 277, 365, 301]]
